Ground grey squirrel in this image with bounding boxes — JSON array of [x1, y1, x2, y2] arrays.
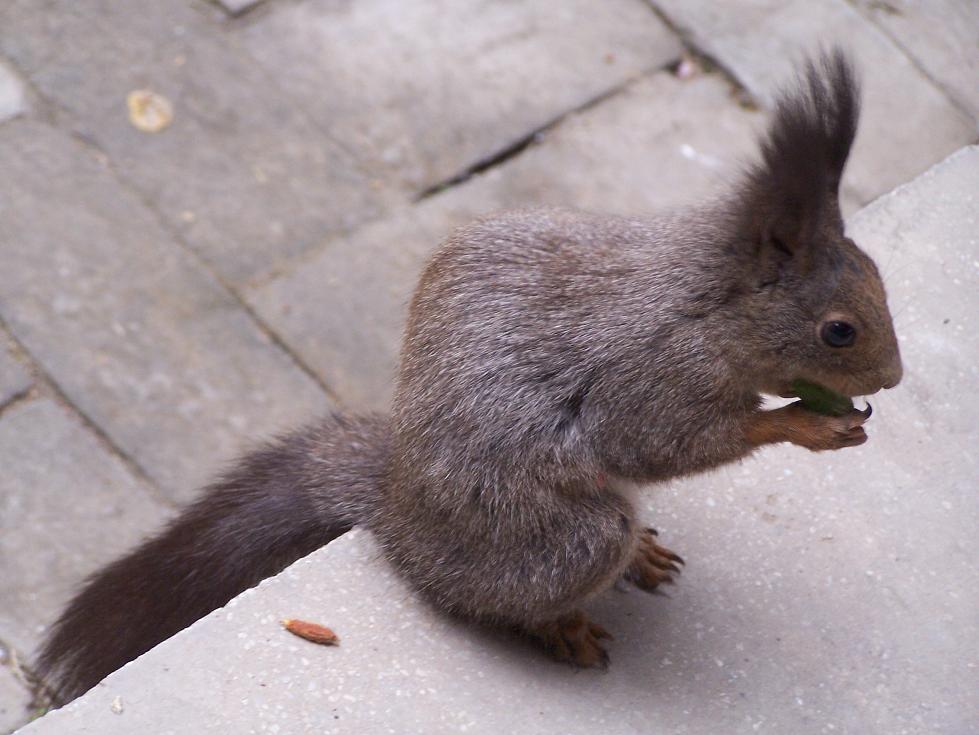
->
[[35, 49, 902, 705]]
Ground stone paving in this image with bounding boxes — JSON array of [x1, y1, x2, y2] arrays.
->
[[0, 1, 976, 732]]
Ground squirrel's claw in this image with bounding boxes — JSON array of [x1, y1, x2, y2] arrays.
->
[[628, 531, 685, 592], [643, 528, 685, 566], [531, 612, 613, 670]]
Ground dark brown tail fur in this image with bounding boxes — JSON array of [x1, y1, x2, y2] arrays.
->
[[739, 48, 860, 252], [34, 413, 392, 706]]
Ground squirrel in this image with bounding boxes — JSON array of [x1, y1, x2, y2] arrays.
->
[[34, 48, 902, 706]]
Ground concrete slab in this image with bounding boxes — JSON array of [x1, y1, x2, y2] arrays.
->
[[237, 0, 683, 197], [0, 0, 381, 285], [0, 399, 170, 660], [0, 61, 26, 124], [21, 157, 977, 735], [848, 145, 979, 436], [851, 0, 979, 122], [647, 0, 976, 206], [248, 69, 764, 410], [0, 341, 31, 408], [0, 120, 331, 502]]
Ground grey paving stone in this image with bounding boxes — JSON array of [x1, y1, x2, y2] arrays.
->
[[0, 341, 31, 408], [247, 70, 765, 411], [237, 0, 683, 196], [0, 120, 331, 503], [0, 661, 32, 735], [0, 399, 170, 660], [852, 0, 979, 122], [0, 0, 381, 286], [647, 0, 976, 205], [0, 61, 26, 124]]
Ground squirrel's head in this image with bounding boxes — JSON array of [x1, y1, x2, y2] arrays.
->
[[733, 49, 902, 398]]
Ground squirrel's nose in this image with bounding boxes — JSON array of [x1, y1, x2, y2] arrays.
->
[[882, 355, 903, 389]]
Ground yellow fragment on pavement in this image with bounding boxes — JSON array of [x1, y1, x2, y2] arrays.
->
[[126, 90, 173, 133]]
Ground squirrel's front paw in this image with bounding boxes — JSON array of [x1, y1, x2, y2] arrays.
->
[[780, 403, 870, 451], [625, 528, 684, 592]]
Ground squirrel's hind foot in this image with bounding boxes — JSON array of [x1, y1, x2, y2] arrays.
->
[[529, 611, 613, 669], [625, 528, 684, 593]]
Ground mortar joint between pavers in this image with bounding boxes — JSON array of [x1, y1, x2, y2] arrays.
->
[[234, 295, 346, 407], [0, 313, 176, 510], [59, 125, 347, 411], [841, 0, 977, 126], [642, 1, 758, 110], [414, 58, 681, 202], [0, 386, 36, 420]]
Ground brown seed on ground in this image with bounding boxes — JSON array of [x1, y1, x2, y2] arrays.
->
[[282, 619, 339, 645]]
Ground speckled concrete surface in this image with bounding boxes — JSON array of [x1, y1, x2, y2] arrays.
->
[[19, 147, 978, 735]]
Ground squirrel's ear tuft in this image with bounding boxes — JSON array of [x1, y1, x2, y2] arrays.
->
[[739, 48, 860, 262]]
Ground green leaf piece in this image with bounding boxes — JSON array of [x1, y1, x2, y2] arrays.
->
[[790, 379, 854, 416]]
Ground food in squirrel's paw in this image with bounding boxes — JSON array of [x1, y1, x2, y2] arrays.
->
[[791, 379, 869, 417]]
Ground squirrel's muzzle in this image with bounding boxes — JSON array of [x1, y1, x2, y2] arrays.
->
[[882, 356, 903, 390]]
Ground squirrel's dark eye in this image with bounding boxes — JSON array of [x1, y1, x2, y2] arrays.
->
[[821, 321, 856, 348]]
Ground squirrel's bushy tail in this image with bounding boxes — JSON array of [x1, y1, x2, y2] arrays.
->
[[34, 413, 392, 706]]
